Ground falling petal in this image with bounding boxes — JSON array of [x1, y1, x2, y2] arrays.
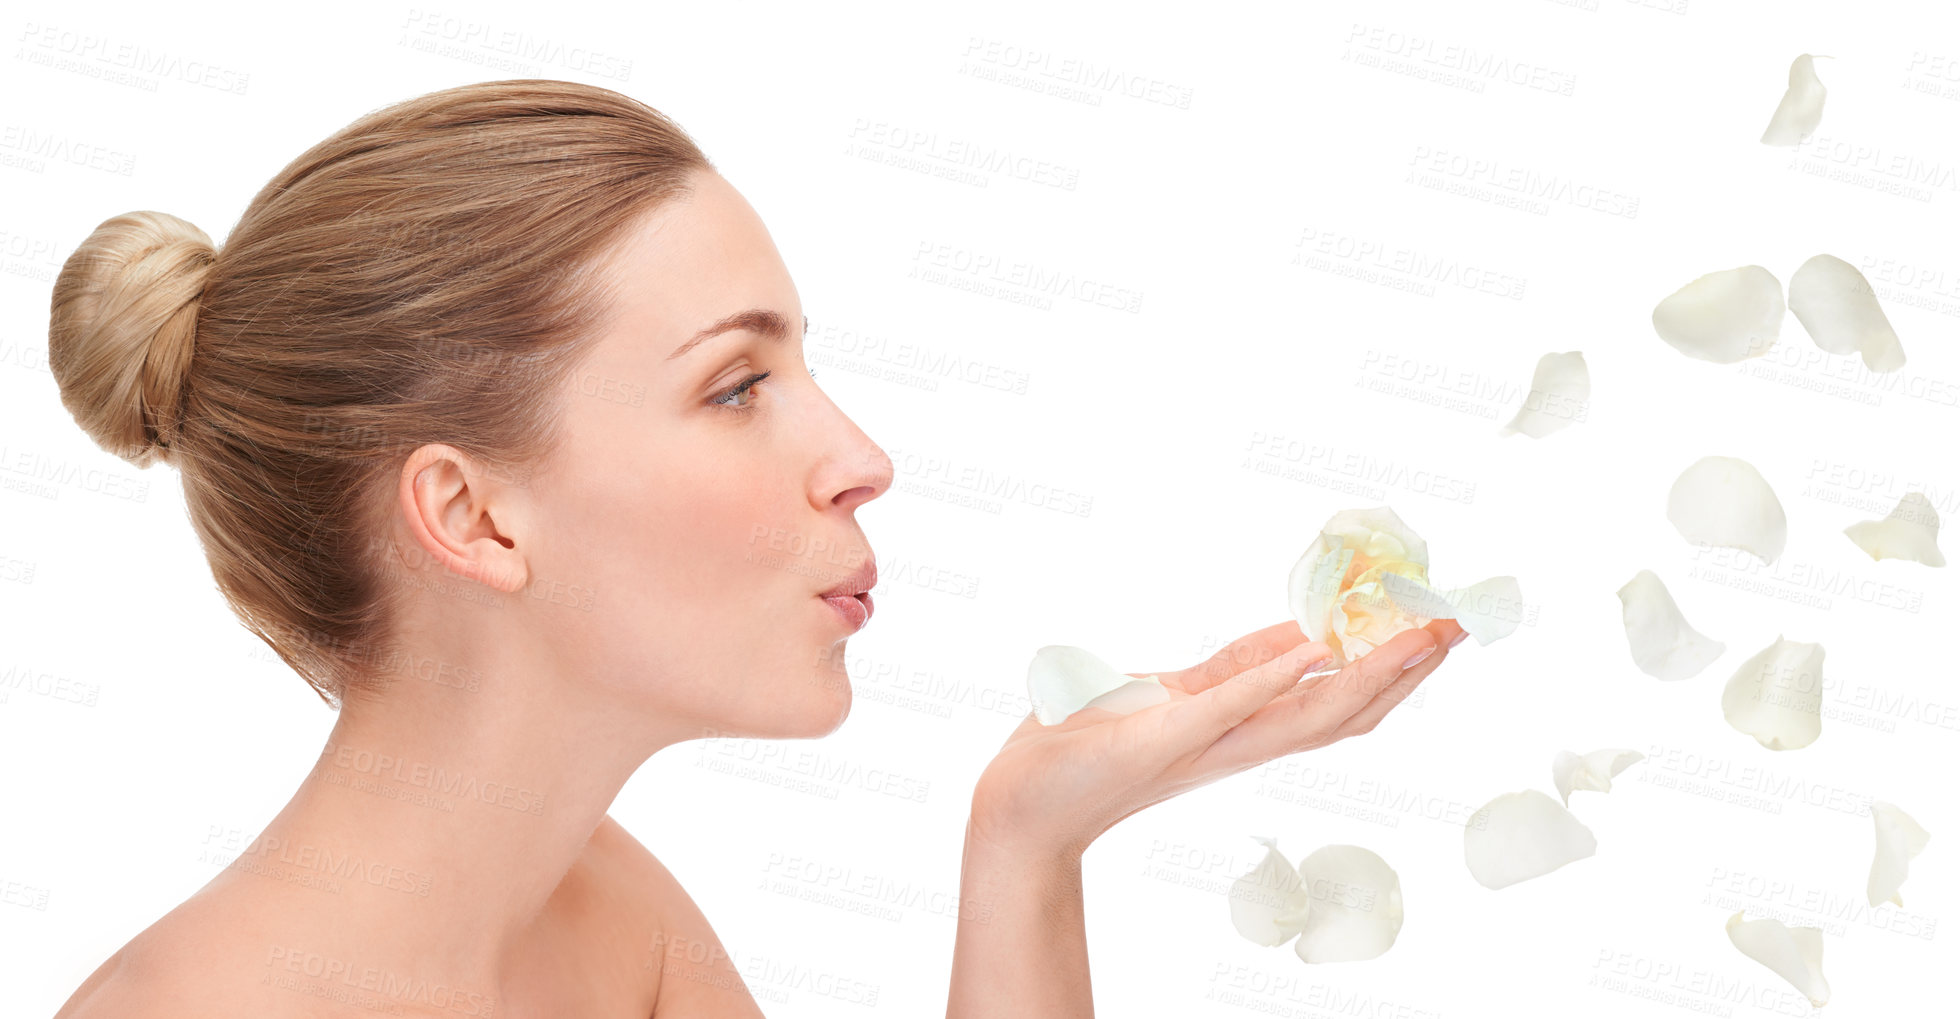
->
[[1380, 572, 1524, 646], [1789, 253, 1906, 372], [1667, 456, 1788, 564], [1026, 645, 1168, 726], [1845, 492, 1946, 567], [1229, 836, 1310, 947], [1552, 749, 1644, 806], [1464, 790, 1597, 890], [1500, 351, 1591, 438], [1651, 265, 1784, 364], [1868, 801, 1932, 907], [1616, 569, 1726, 680], [1760, 54, 1828, 147], [1721, 636, 1824, 751], [1292, 845, 1404, 963], [1725, 911, 1830, 1007]]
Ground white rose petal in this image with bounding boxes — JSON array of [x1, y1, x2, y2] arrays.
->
[[1651, 265, 1784, 364], [1868, 801, 1932, 908], [1464, 790, 1598, 890], [1721, 637, 1824, 751], [1287, 506, 1434, 667], [1380, 572, 1524, 646], [1788, 253, 1906, 372], [1292, 845, 1404, 963], [1229, 836, 1309, 947], [1500, 351, 1591, 438], [1288, 536, 1355, 648], [1667, 456, 1788, 564], [1552, 749, 1645, 806], [1319, 506, 1433, 566], [1760, 54, 1829, 147], [1725, 911, 1830, 1007], [1026, 645, 1168, 726], [1616, 569, 1726, 680], [1845, 492, 1946, 567]]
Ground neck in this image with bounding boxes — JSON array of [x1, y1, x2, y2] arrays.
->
[[230, 632, 671, 1007]]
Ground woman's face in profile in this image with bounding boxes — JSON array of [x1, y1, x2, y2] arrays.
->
[[517, 169, 892, 741]]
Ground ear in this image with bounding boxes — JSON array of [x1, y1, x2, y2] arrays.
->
[[395, 443, 529, 596]]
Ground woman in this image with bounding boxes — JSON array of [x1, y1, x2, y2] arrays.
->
[[44, 79, 1462, 1017]]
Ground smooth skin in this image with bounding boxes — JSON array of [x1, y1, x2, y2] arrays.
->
[[951, 617, 1463, 1018], [50, 165, 1466, 1018]]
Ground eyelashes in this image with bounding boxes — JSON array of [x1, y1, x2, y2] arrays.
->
[[709, 370, 772, 413], [707, 367, 819, 414]]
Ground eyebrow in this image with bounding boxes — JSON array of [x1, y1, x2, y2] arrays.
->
[[666, 309, 806, 360]]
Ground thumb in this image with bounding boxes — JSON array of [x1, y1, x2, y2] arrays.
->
[[1170, 640, 1333, 748]]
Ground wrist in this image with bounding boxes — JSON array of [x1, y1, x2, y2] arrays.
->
[[962, 812, 1086, 874]]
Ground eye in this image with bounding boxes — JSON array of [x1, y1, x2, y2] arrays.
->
[[710, 370, 772, 412]]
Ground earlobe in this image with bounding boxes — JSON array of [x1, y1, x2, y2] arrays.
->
[[396, 443, 531, 595]]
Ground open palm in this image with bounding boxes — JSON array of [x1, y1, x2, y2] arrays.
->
[[968, 616, 1464, 860]]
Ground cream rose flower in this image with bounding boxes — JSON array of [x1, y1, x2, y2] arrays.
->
[[1287, 506, 1521, 668]]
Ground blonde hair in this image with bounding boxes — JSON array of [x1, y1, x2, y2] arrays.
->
[[47, 79, 714, 705]]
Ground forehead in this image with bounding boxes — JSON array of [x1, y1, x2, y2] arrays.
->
[[593, 171, 796, 343]]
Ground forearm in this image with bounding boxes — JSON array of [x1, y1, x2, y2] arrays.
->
[[946, 819, 1092, 1018]]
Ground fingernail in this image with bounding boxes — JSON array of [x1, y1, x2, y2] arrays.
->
[[1448, 630, 1468, 649], [1297, 647, 1333, 672], [1402, 645, 1436, 670]]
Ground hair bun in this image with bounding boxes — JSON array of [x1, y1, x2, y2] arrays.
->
[[48, 210, 216, 468]]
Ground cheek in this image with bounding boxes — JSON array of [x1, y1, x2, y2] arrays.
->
[[543, 435, 813, 650]]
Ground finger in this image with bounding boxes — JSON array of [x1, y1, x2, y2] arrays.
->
[[1192, 626, 1437, 771], [1420, 618, 1467, 657], [1141, 618, 1311, 695], [1166, 639, 1333, 749], [1322, 624, 1457, 742]]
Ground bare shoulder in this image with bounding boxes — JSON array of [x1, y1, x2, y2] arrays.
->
[[575, 815, 765, 1018], [583, 813, 681, 896], [51, 817, 752, 1019], [50, 890, 281, 1019], [51, 942, 127, 1018]]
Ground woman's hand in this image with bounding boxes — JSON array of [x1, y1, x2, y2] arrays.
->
[[967, 617, 1466, 863]]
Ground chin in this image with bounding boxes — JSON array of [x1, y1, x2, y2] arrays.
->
[[803, 677, 852, 738], [751, 656, 852, 740]]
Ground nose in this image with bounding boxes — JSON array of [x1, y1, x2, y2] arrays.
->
[[831, 444, 892, 512], [808, 387, 893, 514]]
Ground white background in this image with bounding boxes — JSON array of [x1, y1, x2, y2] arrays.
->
[[3, 0, 1956, 1015]]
